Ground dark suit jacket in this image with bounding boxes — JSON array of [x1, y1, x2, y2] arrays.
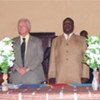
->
[[9, 35, 45, 84]]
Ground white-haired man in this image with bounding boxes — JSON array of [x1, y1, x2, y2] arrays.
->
[[9, 18, 45, 84]]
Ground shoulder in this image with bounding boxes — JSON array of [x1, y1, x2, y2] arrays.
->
[[12, 36, 20, 42], [51, 35, 63, 47], [30, 35, 42, 43], [13, 36, 19, 40], [53, 35, 63, 42], [73, 34, 85, 42]]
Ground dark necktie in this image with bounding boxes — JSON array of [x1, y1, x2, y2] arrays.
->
[[21, 38, 26, 67]]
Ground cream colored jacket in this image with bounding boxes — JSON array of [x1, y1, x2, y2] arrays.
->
[[48, 34, 89, 84]]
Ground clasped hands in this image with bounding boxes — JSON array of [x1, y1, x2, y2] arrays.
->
[[16, 67, 30, 75]]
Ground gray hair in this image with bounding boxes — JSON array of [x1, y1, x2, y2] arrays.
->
[[18, 18, 31, 31]]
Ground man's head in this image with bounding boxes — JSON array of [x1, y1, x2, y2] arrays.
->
[[18, 18, 31, 37], [63, 17, 74, 35], [80, 30, 88, 38]]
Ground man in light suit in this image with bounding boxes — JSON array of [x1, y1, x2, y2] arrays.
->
[[9, 18, 45, 84], [48, 17, 89, 84]]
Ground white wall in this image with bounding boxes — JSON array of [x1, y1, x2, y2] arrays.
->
[[0, 0, 100, 39]]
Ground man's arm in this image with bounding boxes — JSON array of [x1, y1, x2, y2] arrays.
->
[[48, 39, 56, 84]]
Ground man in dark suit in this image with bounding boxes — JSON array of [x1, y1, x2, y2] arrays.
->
[[9, 18, 45, 84]]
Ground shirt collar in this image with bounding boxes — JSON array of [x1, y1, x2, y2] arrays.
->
[[64, 33, 73, 40], [20, 34, 30, 43]]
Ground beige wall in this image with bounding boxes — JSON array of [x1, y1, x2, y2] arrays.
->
[[0, 0, 100, 40]]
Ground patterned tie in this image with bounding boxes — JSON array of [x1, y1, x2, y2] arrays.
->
[[21, 38, 26, 67]]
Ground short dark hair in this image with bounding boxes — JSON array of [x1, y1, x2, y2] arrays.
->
[[80, 30, 88, 38], [63, 17, 74, 25]]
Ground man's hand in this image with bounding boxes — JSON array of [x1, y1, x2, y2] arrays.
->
[[16, 67, 30, 75], [81, 78, 89, 83], [49, 78, 56, 84]]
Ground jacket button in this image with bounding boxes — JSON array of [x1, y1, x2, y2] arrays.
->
[[66, 51, 68, 53], [66, 43, 68, 45], [66, 58, 68, 60]]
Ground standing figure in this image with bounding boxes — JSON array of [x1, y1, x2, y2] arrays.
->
[[48, 17, 89, 84], [80, 30, 93, 83], [9, 18, 45, 84]]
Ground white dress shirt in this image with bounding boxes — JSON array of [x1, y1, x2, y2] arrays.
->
[[64, 33, 73, 40]]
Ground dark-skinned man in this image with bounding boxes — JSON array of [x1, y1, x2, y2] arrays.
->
[[48, 17, 89, 84]]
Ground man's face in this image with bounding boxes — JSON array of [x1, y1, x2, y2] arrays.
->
[[63, 19, 74, 35], [18, 20, 29, 36]]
